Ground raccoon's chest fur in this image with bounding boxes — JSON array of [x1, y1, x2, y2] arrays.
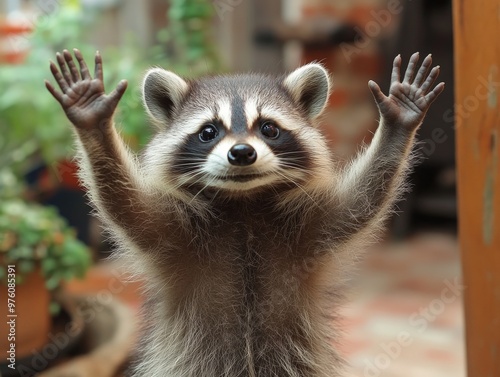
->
[[164, 197, 321, 316], [137, 197, 341, 377]]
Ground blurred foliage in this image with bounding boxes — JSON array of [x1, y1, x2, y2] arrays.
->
[[0, 3, 94, 305], [167, 0, 219, 75], [0, 170, 91, 313], [0, 0, 219, 177]]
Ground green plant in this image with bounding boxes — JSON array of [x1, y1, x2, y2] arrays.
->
[[0, 199, 91, 286], [0, 116, 91, 314], [0, 171, 91, 314], [0, 6, 145, 174], [167, 0, 219, 75]]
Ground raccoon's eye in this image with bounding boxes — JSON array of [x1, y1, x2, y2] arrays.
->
[[199, 124, 219, 142], [260, 121, 280, 139]]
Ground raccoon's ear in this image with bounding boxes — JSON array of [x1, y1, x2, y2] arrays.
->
[[142, 68, 189, 126], [283, 63, 331, 119]]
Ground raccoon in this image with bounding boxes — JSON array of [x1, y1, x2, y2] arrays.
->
[[46, 49, 444, 377]]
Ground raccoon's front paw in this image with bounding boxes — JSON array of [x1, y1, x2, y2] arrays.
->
[[45, 49, 127, 131], [368, 52, 445, 133]]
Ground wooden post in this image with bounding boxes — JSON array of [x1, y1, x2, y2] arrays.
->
[[453, 1, 500, 376]]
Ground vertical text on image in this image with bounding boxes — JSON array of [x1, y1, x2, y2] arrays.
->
[[6, 265, 17, 370]]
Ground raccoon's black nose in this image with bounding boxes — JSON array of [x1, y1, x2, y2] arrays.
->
[[228, 144, 257, 166]]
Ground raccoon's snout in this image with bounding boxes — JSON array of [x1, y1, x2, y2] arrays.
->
[[228, 144, 257, 166]]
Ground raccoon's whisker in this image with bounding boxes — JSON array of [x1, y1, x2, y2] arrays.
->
[[189, 175, 218, 204], [277, 155, 309, 161], [278, 158, 309, 163], [277, 154, 309, 160], [175, 152, 206, 157], [174, 161, 205, 165], [173, 163, 208, 170], [259, 149, 278, 160], [275, 151, 309, 157], [174, 160, 209, 166], [174, 161, 206, 166], [179, 174, 210, 190], [175, 159, 207, 164], [176, 152, 217, 158], [177, 156, 227, 168], [173, 167, 204, 176], [273, 169, 324, 212], [177, 152, 227, 164], [210, 153, 229, 163], [172, 164, 206, 171], [279, 161, 309, 169], [208, 186, 224, 203], [278, 159, 308, 166], [211, 162, 231, 170], [278, 162, 311, 174], [174, 160, 227, 171], [166, 169, 207, 191]]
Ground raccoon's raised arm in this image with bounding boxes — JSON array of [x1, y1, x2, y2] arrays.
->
[[45, 49, 168, 249], [329, 53, 444, 240]]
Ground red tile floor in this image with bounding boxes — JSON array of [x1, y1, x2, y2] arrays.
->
[[340, 232, 466, 377], [67, 232, 465, 377]]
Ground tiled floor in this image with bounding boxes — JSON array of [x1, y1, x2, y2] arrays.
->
[[66, 232, 465, 377], [340, 232, 466, 377]]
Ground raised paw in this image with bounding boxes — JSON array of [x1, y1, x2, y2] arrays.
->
[[45, 49, 128, 130], [368, 52, 445, 132]]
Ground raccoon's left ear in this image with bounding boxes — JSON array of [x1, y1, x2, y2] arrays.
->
[[142, 68, 189, 127], [283, 63, 331, 119]]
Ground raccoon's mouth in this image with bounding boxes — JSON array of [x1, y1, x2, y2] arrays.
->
[[218, 173, 267, 182]]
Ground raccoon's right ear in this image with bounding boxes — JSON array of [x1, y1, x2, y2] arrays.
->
[[142, 68, 189, 126]]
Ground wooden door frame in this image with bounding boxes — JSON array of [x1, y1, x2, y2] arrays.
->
[[453, 1, 500, 376]]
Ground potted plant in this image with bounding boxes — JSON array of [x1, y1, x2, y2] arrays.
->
[[0, 169, 91, 365]]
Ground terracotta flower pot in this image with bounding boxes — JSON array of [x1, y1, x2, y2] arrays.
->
[[0, 268, 51, 359]]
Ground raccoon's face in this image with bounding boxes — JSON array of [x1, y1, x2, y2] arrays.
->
[[141, 64, 332, 196]]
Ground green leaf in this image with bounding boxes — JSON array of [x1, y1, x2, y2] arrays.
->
[[49, 301, 61, 316], [41, 258, 57, 275], [9, 245, 33, 259], [18, 260, 35, 274], [156, 29, 170, 43], [45, 275, 61, 290]]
